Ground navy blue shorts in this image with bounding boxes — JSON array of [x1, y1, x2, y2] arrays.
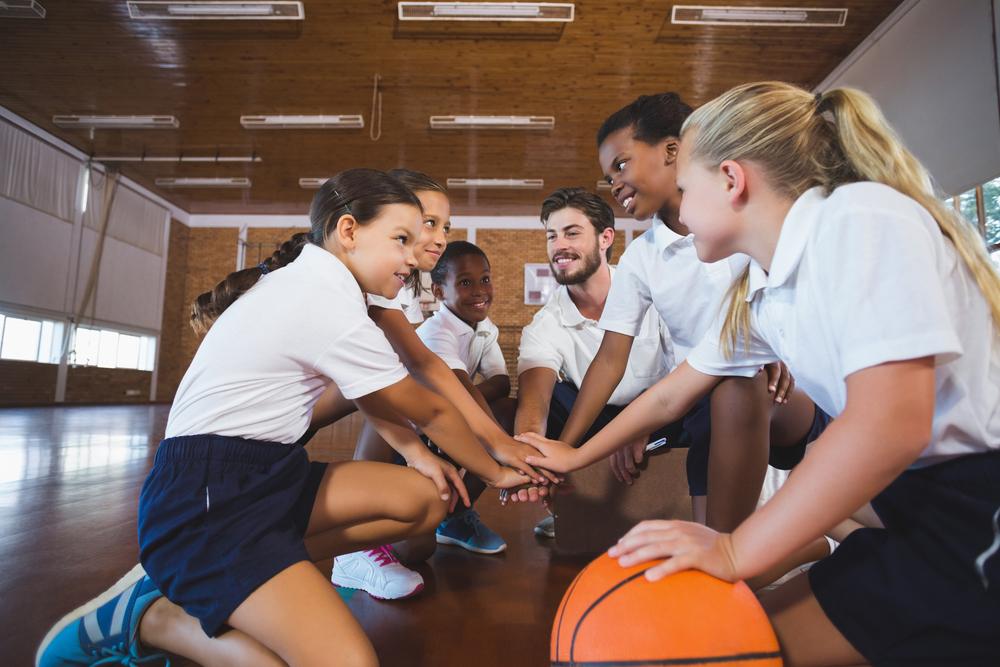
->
[[544, 382, 703, 496], [809, 450, 1000, 666], [138, 435, 328, 637], [767, 405, 832, 470]]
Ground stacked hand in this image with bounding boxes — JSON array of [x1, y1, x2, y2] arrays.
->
[[609, 435, 648, 484]]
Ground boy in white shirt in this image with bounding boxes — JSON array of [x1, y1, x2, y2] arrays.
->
[[515, 188, 695, 538], [416, 240, 514, 554]]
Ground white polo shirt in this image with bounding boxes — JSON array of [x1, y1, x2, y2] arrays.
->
[[167, 243, 408, 443], [415, 304, 508, 379], [599, 218, 749, 364], [368, 283, 425, 324], [686, 183, 999, 466], [517, 266, 674, 405]]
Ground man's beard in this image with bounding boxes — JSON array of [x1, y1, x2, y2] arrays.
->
[[550, 243, 602, 285]]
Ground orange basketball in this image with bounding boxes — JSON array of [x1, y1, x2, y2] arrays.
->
[[551, 553, 782, 666]]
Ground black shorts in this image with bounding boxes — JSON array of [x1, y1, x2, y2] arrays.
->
[[138, 435, 328, 637], [544, 381, 703, 495], [809, 450, 1000, 666]]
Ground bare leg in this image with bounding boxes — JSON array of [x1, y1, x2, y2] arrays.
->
[[746, 537, 831, 591], [229, 562, 378, 667], [691, 495, 707, 525], [705, 375, 771, 531], [137, 460, 447, 666], [759, 572, 869, 667], [140, 597, 286, 667]]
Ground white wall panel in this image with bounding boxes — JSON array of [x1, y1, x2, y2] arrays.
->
[[0, 196, 74, 313], [820, 0, 1000, 195]]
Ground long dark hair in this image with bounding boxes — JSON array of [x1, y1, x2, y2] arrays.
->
[[190, 168, 421, 333]]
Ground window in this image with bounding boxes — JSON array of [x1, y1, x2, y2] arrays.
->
[[953, 174, 1000, 258], [70, 326, 156, 371], [0, 313, 63, 363], [983, 175, 999, 247]]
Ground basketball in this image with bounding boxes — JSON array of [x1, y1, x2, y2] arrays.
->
[[551, 553, 782, 666]]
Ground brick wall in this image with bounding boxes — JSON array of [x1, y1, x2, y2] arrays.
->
[[0, 360, 58, 405], [0, 360, 155, 406], [64, 366, 151, 403]]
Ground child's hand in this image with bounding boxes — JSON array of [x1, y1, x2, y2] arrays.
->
[[498, 482, 551, 506], [514, 432, 581, 474], [610, 435, 648, 484], [489, 438, 562, 486], [608, 520, 740, 583], [406, 450, 471, 513], [487, 464, 538, 490], [762, 362, 795, 404]]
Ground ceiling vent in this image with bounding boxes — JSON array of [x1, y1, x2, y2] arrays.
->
[[671, 5, 847, 27], [446, 178, 544, 189], [398, 2, 574, 22], [127, 2, 304, 20], [155, 177, 251, 188], [240, 115, 364, 129], [430, 115, 554, 130], [52, 115, 179, 129]]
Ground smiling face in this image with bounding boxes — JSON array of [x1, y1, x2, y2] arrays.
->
[[412, 190, 451, 272], [675, 135, 742, 263], [545, 207, 608, 285], [598, 126, 681, 222], [433, 252, 493, 326], [330, 202, 423, 298]]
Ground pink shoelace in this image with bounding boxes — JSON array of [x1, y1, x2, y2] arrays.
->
[[366, 545, 399, 567]]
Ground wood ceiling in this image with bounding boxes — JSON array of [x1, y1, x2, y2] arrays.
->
[[0, 1, 902, 216]]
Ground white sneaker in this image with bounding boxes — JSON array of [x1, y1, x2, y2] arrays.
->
[[331, 546, 424, 600]]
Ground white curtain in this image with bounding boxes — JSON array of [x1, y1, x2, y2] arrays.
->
[[0, 120, 80, 222]]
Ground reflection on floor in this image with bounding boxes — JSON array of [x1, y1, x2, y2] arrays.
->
[[1, 405, 585, 667]]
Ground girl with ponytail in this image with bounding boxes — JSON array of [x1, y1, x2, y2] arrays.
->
[[38, 168, 529, 667], [520, 83, 1000, 665]]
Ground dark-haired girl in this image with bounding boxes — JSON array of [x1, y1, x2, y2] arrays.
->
[[38, 168, 528, 667]]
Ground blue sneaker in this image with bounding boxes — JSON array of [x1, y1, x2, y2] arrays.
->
[[36, 563, 169, 666], [435, 509, 506, 554]]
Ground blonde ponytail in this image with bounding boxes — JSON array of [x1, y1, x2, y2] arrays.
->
[[682, 82, 1000, 356]]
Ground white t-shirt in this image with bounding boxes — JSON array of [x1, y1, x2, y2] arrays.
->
[[686, 183, 999, 466], [600, 219, 749, 363], [167, 243, 408, 443], [415, 304, 508, 379], [517, 266, 674, 405], [367, 282, 425, 325]]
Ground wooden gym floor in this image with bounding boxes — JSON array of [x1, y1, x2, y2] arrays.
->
[[0, 405, 587, 666]]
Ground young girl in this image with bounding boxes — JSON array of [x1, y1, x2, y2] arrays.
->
[[311, 170, 553, 600], [37, 169, 527, 667], [548, 93, 828, 538], [520, 83, 1000, 665]]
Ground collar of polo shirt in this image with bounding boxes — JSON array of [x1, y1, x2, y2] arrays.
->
[[553, 265, 616, 329], [746, 186, 825, 301], [437, 302, 490, 337], [652, 215, 692, 257]]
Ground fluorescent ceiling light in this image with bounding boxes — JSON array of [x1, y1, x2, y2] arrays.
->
[[446, 178, 543, 189], [671, 5, 847, 27], [430, 115, 554, 130], [299, 178, 330, 189], [398, 2, 574, 22], [94, 155, 260, 163], [155, 177, 251, 188], [240, 115, 364, 129], [127, 1, 304, 20], [596, 180, 611, 191], [0, 1, 46, 18], [52, 115, 179, 129]]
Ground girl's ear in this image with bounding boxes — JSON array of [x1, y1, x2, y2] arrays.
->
[[431, 282, 445, 301], [719, 159, 748, 203], [333, 213, 359, 251]]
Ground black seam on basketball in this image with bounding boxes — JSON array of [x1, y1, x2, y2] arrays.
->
[[551, 651, 782, 666], [556, 568, 586, 660], [569, 568, 650, 663]]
